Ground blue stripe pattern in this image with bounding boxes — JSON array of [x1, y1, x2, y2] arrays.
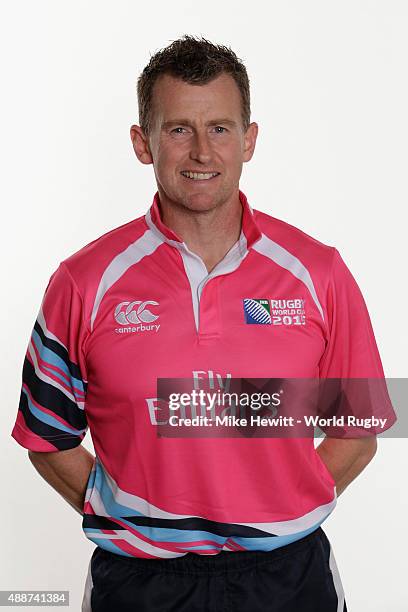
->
[[83, 461, 334, 555], [32, 329, 86, 399], [21, 387, 87, 436]]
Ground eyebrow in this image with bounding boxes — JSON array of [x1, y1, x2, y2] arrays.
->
[[161, 118, 237, 130]]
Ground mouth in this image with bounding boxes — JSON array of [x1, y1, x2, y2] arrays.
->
[[180, 171, 220, 181]]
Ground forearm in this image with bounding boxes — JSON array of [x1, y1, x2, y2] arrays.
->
[[28, 445, 95, 515], [316, 436, 377, 496]]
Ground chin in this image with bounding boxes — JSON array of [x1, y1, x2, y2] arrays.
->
[[180, 185, 232, 212], [182, 193, 219, 211]]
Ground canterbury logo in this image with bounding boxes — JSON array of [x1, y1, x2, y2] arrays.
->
[[114, 300, 159, 325]]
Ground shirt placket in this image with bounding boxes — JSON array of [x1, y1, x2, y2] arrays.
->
[[175, 240, 248, 340]]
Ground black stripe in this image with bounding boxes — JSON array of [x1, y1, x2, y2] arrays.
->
[[83, 515, 125, 530], [19, 389, 86, 451], [33, 320, 87, 392], [22, 357, 88, 430], [125, 515, 276, 538], [83, 513, 277, 538], [83, 514, 276, 538]]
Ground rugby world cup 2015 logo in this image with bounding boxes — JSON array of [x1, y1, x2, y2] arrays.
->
[[243, 298, 272, 324], [243, 297, 306, 326]]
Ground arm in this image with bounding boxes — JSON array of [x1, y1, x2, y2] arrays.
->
[[28, 446, 95, 515], [316, 436, 377, 496]]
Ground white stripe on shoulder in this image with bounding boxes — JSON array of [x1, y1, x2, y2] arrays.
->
[[253, 233, 324, 321], [90, 228, 163, 331]]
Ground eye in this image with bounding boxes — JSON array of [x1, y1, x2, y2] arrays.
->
[[171, 127, 187, 134], [213, 126, 227, 133]]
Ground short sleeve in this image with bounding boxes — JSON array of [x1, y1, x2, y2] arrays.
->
[[317, 248, 397, 436], [11, 262, 90, 451]]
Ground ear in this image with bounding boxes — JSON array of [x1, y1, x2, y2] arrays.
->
[[243, 122, 258, 163], [130, 124, 153, 165]]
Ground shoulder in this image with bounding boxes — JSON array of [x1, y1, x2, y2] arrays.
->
[[58, 214, 148, 291], [252, 208, 337, 279]]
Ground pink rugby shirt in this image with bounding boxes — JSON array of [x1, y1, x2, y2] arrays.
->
[[11, 190, 396, 558]]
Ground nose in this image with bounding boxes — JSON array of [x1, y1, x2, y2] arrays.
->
[[189, 130, 213, 164]]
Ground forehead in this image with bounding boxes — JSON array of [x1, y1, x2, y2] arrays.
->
[[151, 73, 242, 123]]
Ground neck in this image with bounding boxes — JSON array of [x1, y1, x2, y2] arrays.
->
[[157, 190, 243, 273]]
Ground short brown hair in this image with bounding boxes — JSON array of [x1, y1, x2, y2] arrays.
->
[[137, 35, 251, 135]]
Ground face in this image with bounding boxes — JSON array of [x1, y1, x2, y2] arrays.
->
[[130, 73, 258, 212]]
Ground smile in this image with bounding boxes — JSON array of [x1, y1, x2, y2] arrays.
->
[[180, 171, 220, 180]]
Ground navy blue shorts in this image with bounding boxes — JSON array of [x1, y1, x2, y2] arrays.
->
[[82, 527, 347, 611]]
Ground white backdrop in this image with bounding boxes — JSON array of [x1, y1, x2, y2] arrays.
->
[[1, 1, 407, 610]]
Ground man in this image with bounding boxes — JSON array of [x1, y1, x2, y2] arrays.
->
[[11, 35, 396, 611]]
